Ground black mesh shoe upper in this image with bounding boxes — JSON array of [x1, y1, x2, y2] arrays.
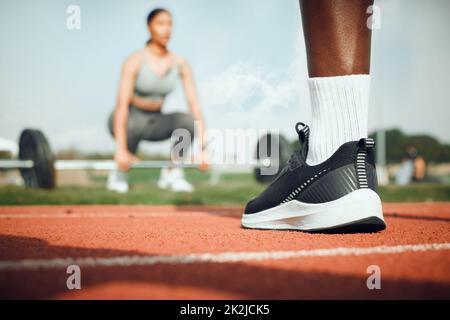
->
[[244, 123, 377, 214]]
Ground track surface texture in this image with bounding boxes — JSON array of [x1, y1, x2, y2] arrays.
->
[[1, 203, 449, 299]]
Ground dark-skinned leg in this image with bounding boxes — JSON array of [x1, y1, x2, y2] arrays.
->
[[241, 0, 385, 233], [300, 0, 373, 77]]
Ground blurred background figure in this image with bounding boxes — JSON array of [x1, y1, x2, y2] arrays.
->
[[107, 8, 207, 193], [395, 145, 427, 185], [413, 152, 427, 182]]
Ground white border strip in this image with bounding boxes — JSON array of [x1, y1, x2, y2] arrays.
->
[[1, 242, 449, 271]]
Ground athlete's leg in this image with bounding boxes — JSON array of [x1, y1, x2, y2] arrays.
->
[[241, 0, 384, 232], [143, 112, 195, 192], [300, 0, 373, 165], [143, 112, 195, 158], [300, 0, 372, 77], [106, 106, 148, 192], [108, 107, 144, 155]]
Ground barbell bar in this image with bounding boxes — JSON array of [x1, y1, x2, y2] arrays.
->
[[0, 159, 34, 169], [0, 158, 275, 170], [0, 128, 293, 189]]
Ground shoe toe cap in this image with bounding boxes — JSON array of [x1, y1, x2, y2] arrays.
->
[[244, 197, 260, 214]]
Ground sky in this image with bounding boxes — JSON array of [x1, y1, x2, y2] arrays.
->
[[0, 0, 449, 156]]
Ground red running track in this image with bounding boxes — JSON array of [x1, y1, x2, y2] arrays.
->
[[0, 203, 449, 299]]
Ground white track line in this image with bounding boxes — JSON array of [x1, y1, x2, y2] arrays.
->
[[1, 242, 449, 271]]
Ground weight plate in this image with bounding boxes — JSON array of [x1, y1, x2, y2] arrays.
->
[[19, 129, 55, 189]]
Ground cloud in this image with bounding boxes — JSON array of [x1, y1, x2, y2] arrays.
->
[[181, 47, 312, 162], [199, 42, 311, 136], [203, 59, 301, 109]]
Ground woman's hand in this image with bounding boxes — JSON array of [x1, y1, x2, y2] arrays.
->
[[197, 149, 210, 171], [114, 148, 140, 171]]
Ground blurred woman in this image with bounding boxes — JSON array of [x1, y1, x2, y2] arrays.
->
[[107, 8, 207, 193]]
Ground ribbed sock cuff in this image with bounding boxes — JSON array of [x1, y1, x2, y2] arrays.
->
[[306, 74, 370, 165]]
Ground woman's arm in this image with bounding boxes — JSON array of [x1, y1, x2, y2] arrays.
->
[[113, 53, 141, 170], [179, 58, 208, 167], [179, 59, 203, 121]]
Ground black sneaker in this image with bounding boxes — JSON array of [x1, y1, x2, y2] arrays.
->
[[242, 122, 386, 233]]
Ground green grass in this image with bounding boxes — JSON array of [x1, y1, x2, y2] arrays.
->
[[0, 181, 264, 206], [0, 169, 265, 206], [378, 183, 450, 202], [0, 169, 449, 205]]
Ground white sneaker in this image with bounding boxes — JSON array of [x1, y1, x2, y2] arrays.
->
[[171, 177, 194, 193], [242, 123, 385, 233], [157, 167, 172, 190], [157, 167, 194, 192], [106, 170, 129, 193]]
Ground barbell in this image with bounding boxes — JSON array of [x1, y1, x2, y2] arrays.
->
[[0, 128, 294, 189]]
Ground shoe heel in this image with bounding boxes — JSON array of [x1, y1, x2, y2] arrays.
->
[[303, 189, 385, 232]]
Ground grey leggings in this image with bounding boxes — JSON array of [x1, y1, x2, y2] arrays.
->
[[108, 105, 195, 154]]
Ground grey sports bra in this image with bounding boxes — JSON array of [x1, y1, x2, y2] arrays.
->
[[133, 49, 180, 102]]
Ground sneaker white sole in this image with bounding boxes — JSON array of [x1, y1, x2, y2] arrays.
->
[[157, 181, 170, 190], [242, 189, 385, 232], [170, 187, 194, 193], [106, 186, 129, 194]]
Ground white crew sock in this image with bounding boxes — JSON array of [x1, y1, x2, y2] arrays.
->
[[306, 74, 371, 166]]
